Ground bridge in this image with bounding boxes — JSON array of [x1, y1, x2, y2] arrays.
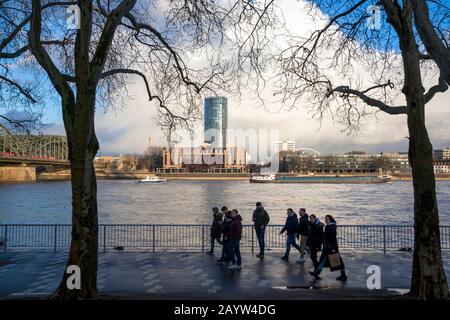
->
[[0, 124, 69, 165]]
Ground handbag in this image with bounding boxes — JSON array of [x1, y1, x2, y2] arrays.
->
[[328, 253, 342, 268]]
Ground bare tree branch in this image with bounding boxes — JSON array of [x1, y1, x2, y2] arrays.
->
[[411, 0, 450, 86], [0, 1, 76, 53], [424, 77, 449, 103], [0, 40, 71, 59], [90, 0, 137, 81], [122, 12, 202, 93], [27, 0, 72, 101], [0, 74, 37, 102], [100, 68, 151, 99], [328, 84, 407, 115]]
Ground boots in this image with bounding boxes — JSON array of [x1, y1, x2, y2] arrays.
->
[[336, 271, 347, 281]]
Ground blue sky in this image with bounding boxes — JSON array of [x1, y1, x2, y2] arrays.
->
[[3, 0, 450, 155]]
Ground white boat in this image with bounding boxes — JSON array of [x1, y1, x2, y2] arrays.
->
[[250, 174, 276, 183], [139, 175, 167, 183]]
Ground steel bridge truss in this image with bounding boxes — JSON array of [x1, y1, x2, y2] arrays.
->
[[0, 125, 68, 161]]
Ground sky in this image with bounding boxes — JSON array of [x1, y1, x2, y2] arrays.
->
[[39, 0, 450, 156]]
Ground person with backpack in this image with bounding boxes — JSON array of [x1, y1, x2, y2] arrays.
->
[[252, 202, 270, 259]]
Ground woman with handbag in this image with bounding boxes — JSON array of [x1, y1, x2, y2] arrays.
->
[[309, 215, 348, 281]]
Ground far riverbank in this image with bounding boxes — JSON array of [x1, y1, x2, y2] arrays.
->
[[35, 170, 450, 182]]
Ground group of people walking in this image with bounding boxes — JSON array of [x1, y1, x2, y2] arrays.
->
[[207, 206, 244, 270], [207, 203, 347, 281]]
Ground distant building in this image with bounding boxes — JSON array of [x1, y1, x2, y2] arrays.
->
[[444, 147, 450, 160], [434, 160, 450, 174], [276, 140, 296, 152], [279, 151, 412, 174], [204, 97, 228, 149], [161, 145, 247, 173], [94, 156, 115, 169], [433, 149, 444, 161], [94, 154, 145, 171], [380, 152, 410, 173]]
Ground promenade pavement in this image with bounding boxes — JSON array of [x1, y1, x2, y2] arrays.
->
[[1, 250, 449, 299]]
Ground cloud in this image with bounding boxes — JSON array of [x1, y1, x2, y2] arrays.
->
[[44, 0, 450, 155]]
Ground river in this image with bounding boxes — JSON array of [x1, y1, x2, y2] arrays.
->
[[0, 180, 449, 225]]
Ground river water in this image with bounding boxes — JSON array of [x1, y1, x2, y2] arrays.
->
[[0, 180, 449, 225]]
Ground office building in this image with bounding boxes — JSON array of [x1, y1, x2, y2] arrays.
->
[[204, 97, 228, 149], [276, 140, 296, 153]]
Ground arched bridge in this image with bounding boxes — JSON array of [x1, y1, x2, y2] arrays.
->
[[294, 147, 321, 156], [0, 124, 69, 165]]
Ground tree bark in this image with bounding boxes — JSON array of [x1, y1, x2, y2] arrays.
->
[[399, 18, 449, 300], [51, 94, 99, 300]]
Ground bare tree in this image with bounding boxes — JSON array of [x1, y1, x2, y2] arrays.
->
[[0, 1, 69, 133], [1, 0, 278, 299], [274, 0, 449, 299]]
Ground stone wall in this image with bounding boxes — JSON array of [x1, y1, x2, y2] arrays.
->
[[0, 166, 36, 182]]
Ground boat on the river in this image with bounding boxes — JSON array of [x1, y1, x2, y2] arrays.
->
[[138, 175, 167, 183], [250, 173, 391, 184]]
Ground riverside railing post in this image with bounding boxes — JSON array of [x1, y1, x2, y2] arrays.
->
[[201, 226, 205, 253], [152, 225, 155, 252], [251, 227, 254, 253], [383, 226, 386, 254], [4, 225, 7, 252], [53, 225, 57, 252], [103, 225, 106, 253]]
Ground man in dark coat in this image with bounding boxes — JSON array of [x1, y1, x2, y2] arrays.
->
[[228, 209, 243, 270], [308, 214, 324, 269], [207, 207, 223, 255], [297, 208, 310, 263], [252, 202, 270, 259], [309, 215, 347, 281], [216, 207, 232, 264], [279, 208, 301, 260]]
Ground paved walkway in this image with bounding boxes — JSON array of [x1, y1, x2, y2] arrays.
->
[[1, 250, 449, 299]]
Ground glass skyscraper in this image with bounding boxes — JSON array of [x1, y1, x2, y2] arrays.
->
[[204, 96, 228, 149]]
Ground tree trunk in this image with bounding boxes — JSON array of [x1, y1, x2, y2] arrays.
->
[[400, 27, 449, 300], [51, 95, 99, 300]]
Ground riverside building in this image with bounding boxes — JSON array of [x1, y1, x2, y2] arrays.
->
[[160, 145, 247, 173]]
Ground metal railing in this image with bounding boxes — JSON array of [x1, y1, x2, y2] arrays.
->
[[0, 224, 449, 253]]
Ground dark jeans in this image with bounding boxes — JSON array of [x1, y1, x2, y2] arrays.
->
[[255, 226, 266, 255], [309, 246, 320, 269], [230, 239, 242, 266], [209, 236, 222, 252], [221, 239, 230, 260], [284, 234, 301, 257]]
